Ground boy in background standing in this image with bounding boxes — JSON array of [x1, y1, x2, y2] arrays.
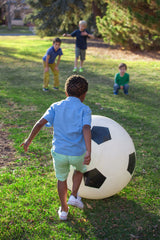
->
[[42, 37, 63, 91], [63, 20, 94, 73]]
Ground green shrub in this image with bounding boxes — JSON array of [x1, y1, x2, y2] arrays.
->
[[96, 0, 160, 50]]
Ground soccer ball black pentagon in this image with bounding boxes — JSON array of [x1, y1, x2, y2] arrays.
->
[[67, 115, 136, 199]]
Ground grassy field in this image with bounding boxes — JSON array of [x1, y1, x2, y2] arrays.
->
[[0, 25, 33, 34], [0, 35, 160, 240]]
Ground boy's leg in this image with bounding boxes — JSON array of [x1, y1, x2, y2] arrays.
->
[[113, 83, 120, 95], [73, 47, 80, 72], [50, 63, 59, 88], [123, 84, 129, 94], [67, 170, 84, 209], [80, 60, 84, 68], [68, 170, 84, 209], [79, 49, 86, 72], [43, 61, 49, 89], [67, 154, 86, 209], [73, 57, 78, 72], [71, 170, 83, 197], [74, 57, 78, 68], [51, 150, 70, 217], [58, 180, 68, 212]]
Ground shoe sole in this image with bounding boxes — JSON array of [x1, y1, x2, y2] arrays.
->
[[59, 216, 67, 220], [58, 208, 68, 220], [67, 200, 84, 209]]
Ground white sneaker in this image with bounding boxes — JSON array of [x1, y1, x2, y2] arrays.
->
[[58, 207, 68, 220], [67, 195, 84, 209]]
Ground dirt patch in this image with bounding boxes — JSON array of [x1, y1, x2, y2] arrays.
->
[[62, 37, 160, 61], [0, 127, 16, 167], [87, 47, 160, 61]]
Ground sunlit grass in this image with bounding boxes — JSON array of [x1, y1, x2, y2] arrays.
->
[[0, 35, 160, 239]]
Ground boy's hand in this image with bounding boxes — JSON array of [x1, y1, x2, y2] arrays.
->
[[20, 118, 47, 153], [45, 67, 49, 72], [63, 33, 66, 37], [54, 65, 59, 71], [83, 151, 91, 165], [120, 85, 123, 89], [81, 31, 88, 36], [20, 139, 31, 152]]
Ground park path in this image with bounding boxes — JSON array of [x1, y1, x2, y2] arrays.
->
[[0, 33, 35, 36]]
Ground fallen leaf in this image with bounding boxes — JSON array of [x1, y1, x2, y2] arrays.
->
[[86, 203, 93, 209]]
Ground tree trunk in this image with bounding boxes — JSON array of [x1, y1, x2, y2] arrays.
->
[[7, 0, 12, 30], [92, 1, 102, 18]]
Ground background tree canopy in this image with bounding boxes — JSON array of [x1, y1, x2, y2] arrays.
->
[[27, 0, 160, 50], [96, 0, 160, 50], [26, 0, 107, 36]]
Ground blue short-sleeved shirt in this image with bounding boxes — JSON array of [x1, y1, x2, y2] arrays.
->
[[42, 96, 91, 156], [71, 29, 89, 49], [42, 46, 63, 64]]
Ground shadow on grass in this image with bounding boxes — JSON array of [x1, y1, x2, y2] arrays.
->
[[1, 37, 160, 240], [83, 66, 160, 110], [61, 38, 160, 60], [66, 195, 160, 239], [1, 53, 159, 143], [0, 46, 41, 59], [61, 37, 117, 49], [1, 44, 160, 112]]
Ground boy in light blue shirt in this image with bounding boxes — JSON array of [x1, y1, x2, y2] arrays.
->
[[20, 75, 92, 221]]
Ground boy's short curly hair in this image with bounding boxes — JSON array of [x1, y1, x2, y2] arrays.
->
[[65, 75, 88, 97], [53, 37, 61, 44], [119, 63, 127, 70]]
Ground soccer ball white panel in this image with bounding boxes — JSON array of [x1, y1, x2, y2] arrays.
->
[[67, 115, 136, 199]]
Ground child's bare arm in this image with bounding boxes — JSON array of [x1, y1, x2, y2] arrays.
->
[[83, 125, 91, 165], [55, 55, 61, 70], [45, 55, 50, 72], [20, 118, 48, 152], [63, 33, 71, 37], [88, 33, 94, 39], [81, 31, 94, 39]]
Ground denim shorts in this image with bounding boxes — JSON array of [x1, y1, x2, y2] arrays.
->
[[51, 148, 87, 181], [75, 47, 86, 61]]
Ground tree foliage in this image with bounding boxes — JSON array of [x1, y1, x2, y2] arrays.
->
[[26, 0, 107, 36], [1, 0, 25, 30], [26, 0, 84, 36], [96, 0, 160, 50]]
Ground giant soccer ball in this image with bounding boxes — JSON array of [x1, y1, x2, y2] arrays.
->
[[67, 115, 136, 199]]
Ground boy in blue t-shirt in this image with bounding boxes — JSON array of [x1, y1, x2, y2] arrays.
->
[[63, 20, 94, 73], [42, 37, 63, 91], [20, 75, 92, 221]]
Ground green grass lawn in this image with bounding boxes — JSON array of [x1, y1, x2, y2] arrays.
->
[[0, 25, 33, 34], [0, 35, 160, 240]]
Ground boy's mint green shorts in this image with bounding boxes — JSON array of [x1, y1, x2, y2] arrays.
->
[[51, 148, 87, 181]]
